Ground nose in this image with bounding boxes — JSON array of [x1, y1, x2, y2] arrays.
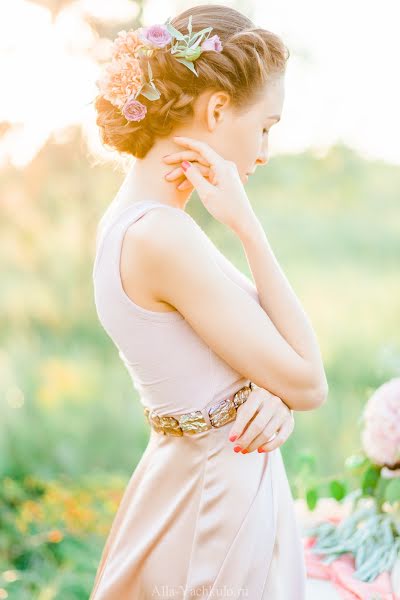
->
[[256, 141, 269, 166], [256, 152, 268, 166]]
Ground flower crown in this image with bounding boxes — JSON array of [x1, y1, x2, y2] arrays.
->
[[96, 15, 223, 123]]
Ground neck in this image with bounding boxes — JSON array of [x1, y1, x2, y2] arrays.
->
[[123, 137, 194, 211]]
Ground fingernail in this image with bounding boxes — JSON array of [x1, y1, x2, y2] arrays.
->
[[241, 449, 249, 454], [229, 434, 238, 442], [258, 447, 267, 453], [233, 445, 242, 453], [181, 161, 191, 171]]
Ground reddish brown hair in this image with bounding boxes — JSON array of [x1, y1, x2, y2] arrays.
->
[[95, 4, 289, 159]]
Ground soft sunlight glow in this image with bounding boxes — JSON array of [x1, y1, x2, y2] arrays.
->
[[254, 0, 400, 164], [0, 0, 100, 168], [1, 0, 399, 168]]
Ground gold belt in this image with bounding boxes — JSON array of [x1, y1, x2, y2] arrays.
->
[[143, 381, 254, 437]]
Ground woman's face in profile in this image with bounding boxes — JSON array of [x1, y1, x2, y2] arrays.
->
[[209, 74, 285, 183]]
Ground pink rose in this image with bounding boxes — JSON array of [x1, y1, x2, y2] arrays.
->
[[138, 24, 172, 49], [201, 34, 223, 52], [122, 96, 147, 122]]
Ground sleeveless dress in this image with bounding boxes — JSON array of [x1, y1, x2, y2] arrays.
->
[[89, 199, 307, 600]]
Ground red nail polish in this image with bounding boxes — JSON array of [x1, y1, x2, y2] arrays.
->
[[181, 161, 191, 171], [233, 445, 242, 453], [242, 449, 249, 454], [229, 434, 238, 442], [258, 447, 267, 453]]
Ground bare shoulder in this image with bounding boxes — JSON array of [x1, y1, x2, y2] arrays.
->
[[124, 206, 206, 261], [120, 206, 205, 310]]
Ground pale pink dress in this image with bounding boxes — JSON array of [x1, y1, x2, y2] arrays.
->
[[89, 199, 306, 599]]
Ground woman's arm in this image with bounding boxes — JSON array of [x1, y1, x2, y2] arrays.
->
[[234, 215, 328, 407], [129, 209, 327, 411]]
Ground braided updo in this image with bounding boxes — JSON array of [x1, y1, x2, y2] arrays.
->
[[94, 4, 289, 159]]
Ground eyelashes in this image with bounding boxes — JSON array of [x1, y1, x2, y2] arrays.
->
[[262, 128, 270, 135]]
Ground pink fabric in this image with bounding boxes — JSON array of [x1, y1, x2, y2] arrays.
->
[[303, 535, 399, 600], [90, 199, 307, 599]]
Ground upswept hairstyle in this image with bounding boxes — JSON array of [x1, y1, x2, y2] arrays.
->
[[94, 4, 289, 159]]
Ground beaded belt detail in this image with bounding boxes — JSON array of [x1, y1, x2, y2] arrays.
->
[[143, 381, 254, 436]]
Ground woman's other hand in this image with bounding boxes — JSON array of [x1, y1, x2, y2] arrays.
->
[[228, 384, 295, 454]]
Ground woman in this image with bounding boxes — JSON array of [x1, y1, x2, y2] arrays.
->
[[90, 4, 328, 599]]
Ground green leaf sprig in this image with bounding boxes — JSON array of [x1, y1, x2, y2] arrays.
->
[[165, 15, 213, 76]]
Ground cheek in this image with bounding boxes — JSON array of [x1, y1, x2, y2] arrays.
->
[[219, 121, 259, 171]]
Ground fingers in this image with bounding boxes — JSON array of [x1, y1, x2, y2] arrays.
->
[[163, 150, 209, 167], [172, 135, 223, 168], [258, 416, 294, 453], [242, 413, 283, 453], [165, 163, 211, 182], [228, 389, 294, 454], [228, 390, 265, 441], [177, 178, 194, 191], [179, 161, 216, 197], [233, 404, 281, 453]]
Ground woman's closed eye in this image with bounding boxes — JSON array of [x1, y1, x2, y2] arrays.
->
[[262, 128, 270, 135]]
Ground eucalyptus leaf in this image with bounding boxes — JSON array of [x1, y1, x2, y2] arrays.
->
[[139, 84, 160, 101], [381, 543, 398, 573], [354, 546, 385, 579], [174, 58, 198, 77], [382, 516, 395, 545], [173, 47, 202, 61], [166, 22, 186, 41], [321, 553, 344, 565], [355, 540, 368, 568], [189, 26, 213, 40], [189, 35, 203, 50]]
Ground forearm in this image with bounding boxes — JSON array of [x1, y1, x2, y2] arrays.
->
[[236, 216, 328, 401]]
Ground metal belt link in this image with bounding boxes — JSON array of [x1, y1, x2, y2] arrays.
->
[[143, 381, 255, 437]]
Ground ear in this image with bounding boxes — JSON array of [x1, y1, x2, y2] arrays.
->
[[206, 90, 231, 131]]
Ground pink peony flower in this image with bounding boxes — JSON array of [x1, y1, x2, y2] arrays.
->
[[138, 24, 172, 49], [122, 96, 147, 121], [201, 34, 223, 52], [361, 377, 400, 467], [111, 29, 146, 60], [97, 54, 143, 109]]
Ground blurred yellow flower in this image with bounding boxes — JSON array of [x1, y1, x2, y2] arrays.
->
[[37, 358, 85, 408]]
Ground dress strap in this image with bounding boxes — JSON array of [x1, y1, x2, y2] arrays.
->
[[93, 199, 184, 279]]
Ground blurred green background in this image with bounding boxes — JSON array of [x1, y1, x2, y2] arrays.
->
[[1, 129, 399, 597], [1, 0, 400, 598]]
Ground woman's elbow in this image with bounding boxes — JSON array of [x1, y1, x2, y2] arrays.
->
[[290, 380, 329, 411], [309, 381, 329, 408]]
